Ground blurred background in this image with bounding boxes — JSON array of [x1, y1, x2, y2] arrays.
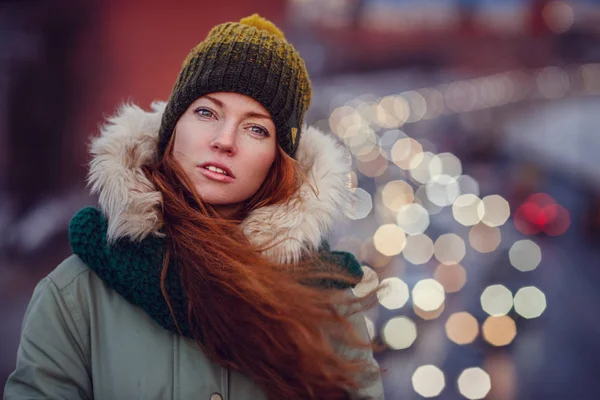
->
[[1, 0, 600, 398]]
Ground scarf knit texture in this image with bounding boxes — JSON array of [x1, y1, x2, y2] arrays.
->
[[68, 206, 363, 338]]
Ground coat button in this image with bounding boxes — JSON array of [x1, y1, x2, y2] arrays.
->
[[210, 393, 223, 400]]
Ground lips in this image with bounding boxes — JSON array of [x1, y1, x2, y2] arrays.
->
[[198, 162, 236, 183], [199, 162, 235, 178]]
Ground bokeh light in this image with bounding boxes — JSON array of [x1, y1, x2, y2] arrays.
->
[[469, 224, 502, 253], [412, 279, 445, 312], [414, 302, 445, 320], [381, 180, 414, 212], [434, 233, 466, 265], [377, 277, 410, 310], [373, 224, 407, 256], [360, 239, 393, 269], [509, 240, 542, 272], [396, 203, 430, 235], [429, 152, 462, 179], [415, 185, 443, 215], [480, 284, 513, 316], [514, 286, 547, 319], [419, 88, 445, 119], [537, 66, 570, 99], [481, 195, 511, 227], [457, 368, 492, 400], [382, 316, 418, 350], [453, 194, 485, 226], [426, 175, 460, 207], [482, 315, 517, 346], [457, 174, 480, 196], [409, 151, 436, 184], [434, 263, 467, 293], [379, 129, 407, 161], [357, 152, 389, 177], [403, 234, 435, 264], [412, 365, 446, 398], [375, 95, 410, 128], [403, 90, 427, 122], [445, 312, 479, 345], [391, 137, 423, 170], [514, 193, 571, 236]]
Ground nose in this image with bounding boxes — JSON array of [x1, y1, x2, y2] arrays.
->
[[210, 124, 237, 155]]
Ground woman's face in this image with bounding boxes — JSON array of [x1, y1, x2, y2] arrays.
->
[[172, 92, 277, 217]]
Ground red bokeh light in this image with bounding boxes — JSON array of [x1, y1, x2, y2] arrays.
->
[[513, 193, 570, 236]]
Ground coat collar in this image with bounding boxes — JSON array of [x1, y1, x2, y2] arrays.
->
[[87, 102, 355, 264]]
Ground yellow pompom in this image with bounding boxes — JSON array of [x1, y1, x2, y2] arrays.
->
[[239, 14, 285, 39]]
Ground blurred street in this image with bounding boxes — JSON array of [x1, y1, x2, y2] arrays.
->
[[2, 0, 600, 399]]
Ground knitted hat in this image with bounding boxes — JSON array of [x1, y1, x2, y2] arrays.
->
[[158, 14, 312, 158]]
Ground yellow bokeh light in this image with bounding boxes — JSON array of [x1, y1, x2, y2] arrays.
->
[[434, 263, 467, 293], [509, 240, 542, 272], [480, 285, 513, 317], [482, 315, 517, 347], [481, 195, 511, 227], [453, 194, 485, 226], [412, 365, 446, 398], [469, 224, 502, 253], [377, 277, 410, 310], [382, 316, 417, 350], [375, 95, 410, 128], [353, 142, 380, 162], [409, 152, 436, 184], [329, 106, 355, 136], [391, 138, 423, 170], [356, 153, 389, 178], [381, 180, 414, 212], [429, 152, 463, 179], [445, 311, 479, 345], [360, 239, 393, 269], [403, 234, 434, 265], [373, 224, 407, 256], [514, 286, 547, 319], [434, 234, 466, 265], [396, 203, 430, 235], [412, 279, 445, 312], [414, 302, 445, 320], [352, 266, 379, 298], [458, 368, 492, 400]]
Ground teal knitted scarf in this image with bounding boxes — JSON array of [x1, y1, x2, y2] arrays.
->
[[68, 207, 363, 338]]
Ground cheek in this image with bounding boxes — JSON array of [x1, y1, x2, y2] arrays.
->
[[172, 127, 203, 165]]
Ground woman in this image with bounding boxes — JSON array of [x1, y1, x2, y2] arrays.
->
[[4, 14, 383, 400]]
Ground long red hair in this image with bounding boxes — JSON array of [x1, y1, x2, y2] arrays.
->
[[142, 138, 379, 399]]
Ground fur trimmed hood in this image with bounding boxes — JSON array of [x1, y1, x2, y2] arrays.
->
[[87, 102, 355, 264]]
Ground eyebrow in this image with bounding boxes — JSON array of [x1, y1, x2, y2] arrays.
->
[[203, 95, 272, 120]]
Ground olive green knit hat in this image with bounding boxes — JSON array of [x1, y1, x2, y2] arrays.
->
[[158, 14, 312, 158]]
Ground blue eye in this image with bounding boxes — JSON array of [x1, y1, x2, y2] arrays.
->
[[250, 125, 269, 137], [194, 107, 214, 118]]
